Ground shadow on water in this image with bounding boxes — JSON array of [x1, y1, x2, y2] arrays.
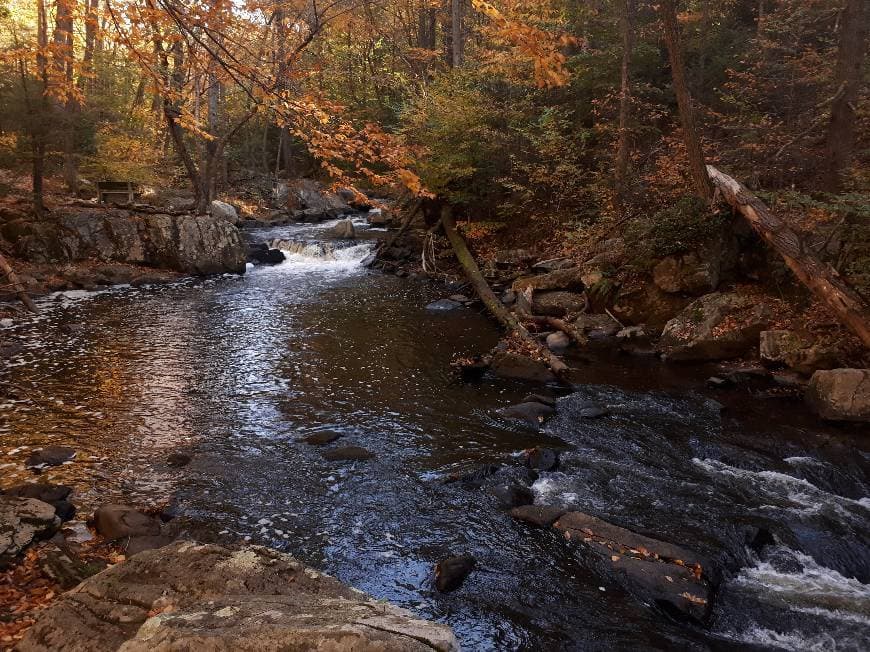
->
[[1, 220, 868, 650]]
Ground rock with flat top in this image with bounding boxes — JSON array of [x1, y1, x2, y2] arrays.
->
[[805, 369, 870, 422], [499, 401, 554, 426], [490, 352, 556, 384], [25, 446, 76, 469], [510, 505, 566, 528], [93, 504, 161, 540], [1, 496, 59, 568], [17, 541, 458, 652], [553, 512, 712, 621]]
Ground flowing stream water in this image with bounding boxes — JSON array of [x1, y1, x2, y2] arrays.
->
[[1, 215, 868, 650]]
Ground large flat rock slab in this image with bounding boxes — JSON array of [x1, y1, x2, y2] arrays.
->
[[17, 541, 458, 652], [0, 496, 59, 569], [553, 512, 712, 621]]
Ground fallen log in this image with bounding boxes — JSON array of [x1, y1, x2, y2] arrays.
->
[[372, 197, 423, 262], [707, 165, 870, 348], [440, 206, 568, 377], [0, 253, 38, 314], [516, 286, 587, 346]]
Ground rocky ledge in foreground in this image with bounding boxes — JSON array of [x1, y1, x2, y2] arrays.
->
[[17, 541, 457, 652]]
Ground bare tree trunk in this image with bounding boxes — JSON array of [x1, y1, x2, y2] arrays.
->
[[821, 0, 868, 191], [660, 0, 712, 200], [708, 166, 870, 348], [614, 0, 635, 213], [451, 0, 463, 67], [32, 0, 49, 216], [440, 206, 569, 376], [54, 0, 78, 195]]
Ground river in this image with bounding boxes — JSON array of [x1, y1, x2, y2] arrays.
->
[[1, 217, 868, 650]]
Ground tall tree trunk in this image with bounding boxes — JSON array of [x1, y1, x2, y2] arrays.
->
[[451, 0, 463, 67], [53, 0, 78, 195], [81, 0, 99, 89], [821, 0, 869, 191], [32, 0, 49, 216], [708, 166, 870, 348], [660, 0, 712, 200], [614, 0, 635, 214]]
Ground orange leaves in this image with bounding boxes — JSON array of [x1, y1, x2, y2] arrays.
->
[[470, 0, 578, 89]]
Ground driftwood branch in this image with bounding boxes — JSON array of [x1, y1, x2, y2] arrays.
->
[[708, 165, 870, 348], [440, 206, 568, 377], [0, 253, 38, 313]]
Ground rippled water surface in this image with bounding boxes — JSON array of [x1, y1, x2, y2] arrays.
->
[[1, 219, 869, 650]]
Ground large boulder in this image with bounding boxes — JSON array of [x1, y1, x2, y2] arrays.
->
[[209, 200, 239, 224], [659, 292, 772, 361], [285, 179, 350, 219], [554, 512, 712, 621], [93, 504, 162, 540], [3, 209, 247, 275], [325, 218, 355, 239], [805, 369, 870, 422], [512, 268, 586, 294], [17, 541, 457, 652], [531, 291, 586, 317], [1, 496, 59, 568], [759, 330, 842, 376]]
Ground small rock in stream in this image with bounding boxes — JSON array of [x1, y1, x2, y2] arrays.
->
[[546, 331, 570, 353], [322, 446, 374, 461], [522, 393, 556, 407], [93, 504, 162, 540], [435, 554, 476, 592], [489, 483, 534, 509], [25, 446, 76, 469], [524, 447, 559, 472], [499, 401, 554, 427], [167, 452, 192, 467], [579, 405, 608, 419], [510, 505, 567, 528], [301, 431, 342, 445], [426, 298, 462, 311]]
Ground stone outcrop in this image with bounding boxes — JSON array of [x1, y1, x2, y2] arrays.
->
[[659, 292, 771, 361], [805, 368, 870, 422], [284, 179, 351, 221], [209, 200, 239, 224], [2, 207, 246, 275], [1, 496, 59, 569], [18, 541, 458, 652], [759, 330, 842, 376]]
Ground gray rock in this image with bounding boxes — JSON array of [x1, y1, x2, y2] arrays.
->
[[522, 393, 556, 407], [17, 541, 458, 652], [546, 331, 570, 352], [209, 200, 239, 223], [434, 554, 476, 592], [533, 290, 587, 317], [489, 483, 534, 509], [524, 446, 559, 472], [93, 504, 161, 540], [1, 496, 59, 568], [490, 352, 556, 384], [285, 179, 350, 216], [499, 401, 555, 426], [805, 369, 870, 422], [574, 313, 620, 336], [300, 431, 342, 445], [652, 251, 720, 295], [449, 294, 471, 303], [426, 298, 462, 311], [3, 210, 247, 275], [500, 289, 516, 305], [660, 292, 772, 362], [554, 512, 712, 621], [617, 325, 646, 340], [512, 267, 586, 294], [509, 505, 566, 528], [325, 218, 355, 239], [3, 483, 74, 521], [25, 446, 76, 469]]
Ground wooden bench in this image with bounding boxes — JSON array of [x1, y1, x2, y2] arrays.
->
[[97, 181, 138, 205]]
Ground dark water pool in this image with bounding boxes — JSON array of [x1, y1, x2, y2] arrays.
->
[[1, 219, 868, 650]]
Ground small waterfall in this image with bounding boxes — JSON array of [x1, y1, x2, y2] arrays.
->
[[264, 238, 374, 273]]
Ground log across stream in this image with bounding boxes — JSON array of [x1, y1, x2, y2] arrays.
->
[[1, 219, 868, 650]]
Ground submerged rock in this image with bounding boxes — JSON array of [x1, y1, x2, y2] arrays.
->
[[1, 497, 59, 568], [524, 447, 559, 472], [805, 368, 870, 422], [322, 446, 374, 461], [499, 401, 555, 426], [18, 541, 458, 652], [166, 452, 192, 467], [489, 483, 534, 509], [25, 446, 76, 469], [434, 554, 476, 593], [426, 298, 462, 311], [301, 431, 342, 445], [490, 351, 556, 384], [248, 244, 285, 265], [93, 504, 161, 540], [553, 512, 712, 621], [510, 505, 566, 528]]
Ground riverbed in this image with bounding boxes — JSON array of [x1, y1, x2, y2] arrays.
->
[[1, 218, 868, 650]]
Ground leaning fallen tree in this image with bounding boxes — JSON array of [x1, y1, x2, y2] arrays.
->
[[0, 252, 38, 314], [707, 165, 870, 348], [440, 206, 568, 377]]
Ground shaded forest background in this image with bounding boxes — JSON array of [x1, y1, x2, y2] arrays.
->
[[0, 0, 867, 293]]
